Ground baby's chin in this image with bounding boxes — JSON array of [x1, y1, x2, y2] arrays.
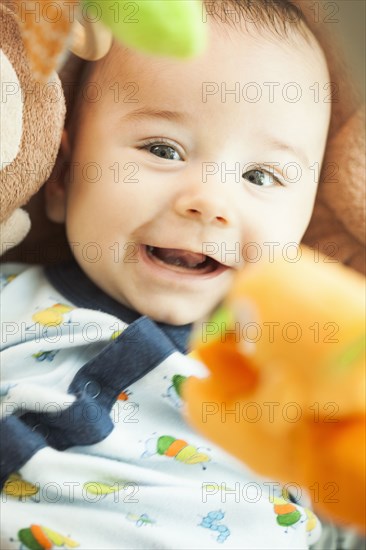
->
[[138, 305, 207, 327], [128, 297, 215, 327]]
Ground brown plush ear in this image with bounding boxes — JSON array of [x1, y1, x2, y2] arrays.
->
[[303, 107, 365, 273], [1, 54, 87, 264], [0, 2, 66, 251], [293, 0, 365, 274]]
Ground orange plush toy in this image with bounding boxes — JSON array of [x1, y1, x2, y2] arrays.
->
[[184, 247, 365, 532], [185, 1, 365, 536]]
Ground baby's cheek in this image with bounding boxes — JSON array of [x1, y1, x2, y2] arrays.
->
[[206, 274, 235, 308]]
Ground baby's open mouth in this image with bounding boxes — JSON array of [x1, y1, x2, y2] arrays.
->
[[145, 245, 222, 274]]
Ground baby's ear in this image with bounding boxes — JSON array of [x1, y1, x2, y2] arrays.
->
[[44, 130, 70, 223]]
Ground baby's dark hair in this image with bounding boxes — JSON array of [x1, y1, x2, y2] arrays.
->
[[202, 0, 309, 39]]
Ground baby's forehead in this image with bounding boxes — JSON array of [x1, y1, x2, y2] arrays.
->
[[93, 25, 328, 95], [79, 18, 329, 142], [92, 42, 157, 89]]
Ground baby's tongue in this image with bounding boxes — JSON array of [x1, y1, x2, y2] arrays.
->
[[153, 247, 206, 268]]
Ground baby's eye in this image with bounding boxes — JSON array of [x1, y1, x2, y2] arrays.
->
[[242, 168, 280, 187], [148, 144, 182, 161]]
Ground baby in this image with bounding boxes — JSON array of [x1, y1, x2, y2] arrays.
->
[[1, 1, 331, 548]]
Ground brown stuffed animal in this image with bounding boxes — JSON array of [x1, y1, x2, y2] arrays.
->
[[296, 0, 365, 275], [0, 1, 66, 253], [0, 0, 111, 256]]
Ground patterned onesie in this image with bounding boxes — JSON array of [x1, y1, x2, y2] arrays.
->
[[0, 262, 322, 549]]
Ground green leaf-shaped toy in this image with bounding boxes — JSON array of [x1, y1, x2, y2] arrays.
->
[[83, 0, 207, 58]]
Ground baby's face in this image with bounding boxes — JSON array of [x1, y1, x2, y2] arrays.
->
[[49, 24, 330, 325]]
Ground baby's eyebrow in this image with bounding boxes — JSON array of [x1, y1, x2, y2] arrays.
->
[[265, 137, 309, 169], [122, 108, 190, 123]]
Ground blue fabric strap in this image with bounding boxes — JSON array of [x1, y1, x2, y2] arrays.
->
[[0, 416, 46, 487], [1, 317, 177, 489]]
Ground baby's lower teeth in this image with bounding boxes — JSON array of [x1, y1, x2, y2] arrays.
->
[[172, 258, 199, 268], [147, 246, 208, 269]]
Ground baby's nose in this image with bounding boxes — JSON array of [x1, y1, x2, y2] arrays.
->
[[174, 190, 232, 226]]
